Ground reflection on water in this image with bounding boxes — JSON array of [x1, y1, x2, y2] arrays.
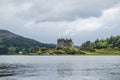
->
[[0, 56, 120, 80], [0, 63, 32, 77], [0, 64, 16, 77], [56, 62, 73, 78], [0, 62, 74, 80]]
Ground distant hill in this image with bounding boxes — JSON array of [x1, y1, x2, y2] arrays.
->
[[0, 29, 55, 55]]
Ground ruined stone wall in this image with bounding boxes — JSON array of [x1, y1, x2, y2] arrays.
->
[[57, 39, 74, 47]]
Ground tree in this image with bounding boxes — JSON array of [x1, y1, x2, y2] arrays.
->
[[0, 46, 9, 55], [8, 47, 17, 54]]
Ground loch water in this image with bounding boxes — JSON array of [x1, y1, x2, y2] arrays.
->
[[0, 56, 120, 80]]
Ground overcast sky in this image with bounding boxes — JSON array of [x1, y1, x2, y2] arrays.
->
[[0, 0, 120, 45]]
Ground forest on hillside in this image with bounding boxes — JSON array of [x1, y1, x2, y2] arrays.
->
[[80, 35, 120, 52], [0, 29, 55, 55]]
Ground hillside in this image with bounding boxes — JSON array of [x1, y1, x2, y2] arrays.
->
[[0, 29, 55, 55], [80, 35, 120, 55]]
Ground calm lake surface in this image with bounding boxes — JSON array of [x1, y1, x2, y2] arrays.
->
[[0, 56, 120, 80]]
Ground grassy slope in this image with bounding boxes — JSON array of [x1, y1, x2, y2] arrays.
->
[[83, 49, 120, 55]]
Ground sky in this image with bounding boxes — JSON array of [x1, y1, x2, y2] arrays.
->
[[0, 0, 120, 45]]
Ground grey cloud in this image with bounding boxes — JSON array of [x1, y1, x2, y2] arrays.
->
[[13, 0, 120, 22], [0, 0, 119, 22]]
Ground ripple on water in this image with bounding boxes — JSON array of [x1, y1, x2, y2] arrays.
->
[[0, 56, 120, 80]]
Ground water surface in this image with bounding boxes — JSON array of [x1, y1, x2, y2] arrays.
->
[[0, 56, 120, 80]]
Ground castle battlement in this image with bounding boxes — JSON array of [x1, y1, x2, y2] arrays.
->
[[57, 38, 74, 47]]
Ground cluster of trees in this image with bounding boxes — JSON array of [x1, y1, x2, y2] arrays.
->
[[80, 35, 120, 51], [0, 39, 55, 55], [0, 46, 9, 55], [0, 45, 39, 55], [35, 47, 85, 55], [0, 45, 55, 55]]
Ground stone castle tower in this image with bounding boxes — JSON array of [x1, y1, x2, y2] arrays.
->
[[57, 38, 74, 47]]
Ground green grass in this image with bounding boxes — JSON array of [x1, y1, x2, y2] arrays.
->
[[83, 49, 120, 55]]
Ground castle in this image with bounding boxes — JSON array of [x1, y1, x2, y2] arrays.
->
[[57, 38, 74, 47]]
